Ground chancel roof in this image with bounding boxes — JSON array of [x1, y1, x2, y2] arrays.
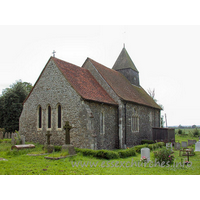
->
[[52, 57, 117, 106]]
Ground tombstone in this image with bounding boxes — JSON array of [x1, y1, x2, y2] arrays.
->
[[181, 141, 187, 148], [195, 139, 200, 152], [188, 140, 194, 146], [44, 131, 54, 153], [166, 143, 173, 151], [7, 132, 10, 139], [4, 132, 7, 139], [174, 142, 181, 150], [11, 133, 16, 145], [0, 132, 3, 139], [141, 148, 150, 162], [21, 135, 25, 144], [62, 121, 76, 155]]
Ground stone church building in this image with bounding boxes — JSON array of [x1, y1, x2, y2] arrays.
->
[[19, 47, 162, 149]]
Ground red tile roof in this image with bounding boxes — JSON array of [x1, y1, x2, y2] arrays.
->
[[52, 57, 117, 106], [87, 58, 162, 109]]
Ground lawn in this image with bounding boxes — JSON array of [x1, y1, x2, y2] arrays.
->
[[0, 130, 200, 175]]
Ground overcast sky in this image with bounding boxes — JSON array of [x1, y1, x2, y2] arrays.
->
[[1, 25, 200, 127]]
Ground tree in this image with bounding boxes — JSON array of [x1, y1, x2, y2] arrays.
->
[[0, 80, 32, 132]]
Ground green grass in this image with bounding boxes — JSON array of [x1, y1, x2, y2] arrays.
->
[[0, 131, 200, 175]]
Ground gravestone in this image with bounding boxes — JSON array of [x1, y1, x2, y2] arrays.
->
[[141, 148, 150, 162], [188, 140, 194, 146], [174, 142, 181, 150], [62, 121, 76, 155], [44, 131, 54, 153], [195, 138, 200, 152], [0, 132, 3, 139], [181, 141, 187, 148], [7, 132, 10, 139], [166, 143, 173, 151], [11, 133, 16, 145], [21, 135, 25, 145], [4, 132, 7, 139]]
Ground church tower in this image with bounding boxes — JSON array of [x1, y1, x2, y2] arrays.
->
[[113, 47, 140, 87]]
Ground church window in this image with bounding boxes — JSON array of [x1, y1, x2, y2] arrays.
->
[[57, 104, 62, 129], [38, 106, 42, 129], [47, 105, 51, 129], [131, 108, 139, 132], [100, 111, 105, 134]]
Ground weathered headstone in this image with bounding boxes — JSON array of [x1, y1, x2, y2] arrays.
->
[[181, 141, 187, 148], [166, 143, 173, 151], [4, 132, 7, 139], [0, 132, 3, 139], [21, 135, 25, 144], [44, 131, 54, 153], [141, 148, 150, 162], [7, 132, 10, 139], [188, 140, 194, 146], [11, 133, 16, 145], [62, 121, 75, 155], [195, 139, 200, 152], [174, 142, 181, 150]]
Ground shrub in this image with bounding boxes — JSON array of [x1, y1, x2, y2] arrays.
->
[[76, 148, 120, 159], [154, 147, 174, 165], [54, 146, 62, 152], [134, 142, 165, 153], [193, 128, 199, 137], [141, 140, 154, 145], [117, 148, 136, 158], [178, 129, 182, 135]]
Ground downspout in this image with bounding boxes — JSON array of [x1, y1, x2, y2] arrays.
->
[[124, 102, 127, 148]]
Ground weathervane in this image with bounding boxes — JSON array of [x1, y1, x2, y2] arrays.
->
[[52, 50, 56, 57]]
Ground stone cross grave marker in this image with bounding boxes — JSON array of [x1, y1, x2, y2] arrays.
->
[[141, 148, 150, 162], [181, 141, 187, 148], [46, 131, 52, 145], [174, 142, 181, 150], [63, 121, 72, 145]]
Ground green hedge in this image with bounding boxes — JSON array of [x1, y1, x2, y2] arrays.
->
[[134, 142, 165, 153], [76, 148, 137, 159], [141, 140, 154, 145]]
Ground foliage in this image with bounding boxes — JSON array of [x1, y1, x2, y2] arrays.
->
[[76, 148, 120, 160], [178, 129, 183, 135], [0, 80, 32, 132], [134, 142, 165, 153], [54, 146, 62, 152], [141, 140, 154, 145], [117, 148, 136, 158], [193, 128, 199, 137], [154, 147, 175, 165]]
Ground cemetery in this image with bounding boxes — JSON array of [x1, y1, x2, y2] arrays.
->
[[0, 128, 200, 175]]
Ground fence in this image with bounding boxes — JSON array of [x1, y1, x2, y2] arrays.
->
[[152, 128, 175, 144]]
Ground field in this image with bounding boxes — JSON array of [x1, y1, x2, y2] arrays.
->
[[0, 129, 200, 175]]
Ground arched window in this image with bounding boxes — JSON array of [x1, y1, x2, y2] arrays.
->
[[47, 105, 51, 129], [38, 106, 42, 129], [57, 104, 61, 129]]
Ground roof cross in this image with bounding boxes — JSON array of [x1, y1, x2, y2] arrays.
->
[[52, 50, 56, 57]]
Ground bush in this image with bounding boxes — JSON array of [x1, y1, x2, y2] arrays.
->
[[154, 147, 174, 165], [54, 146, 62, 152], [134, 142, 165, 153], [193, 128, 199, 137], [141, 140, 154, 145], [178, 129, 183, 135], [117, 148, 136, 158], [76, 148, 120, 159]]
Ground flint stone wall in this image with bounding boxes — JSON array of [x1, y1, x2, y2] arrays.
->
[[19, 59, 117, 149]]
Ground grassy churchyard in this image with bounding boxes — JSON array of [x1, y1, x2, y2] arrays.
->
[[0, 129, 200, 175]]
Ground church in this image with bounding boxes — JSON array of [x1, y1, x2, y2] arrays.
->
[[19, 47, 162, 149]]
